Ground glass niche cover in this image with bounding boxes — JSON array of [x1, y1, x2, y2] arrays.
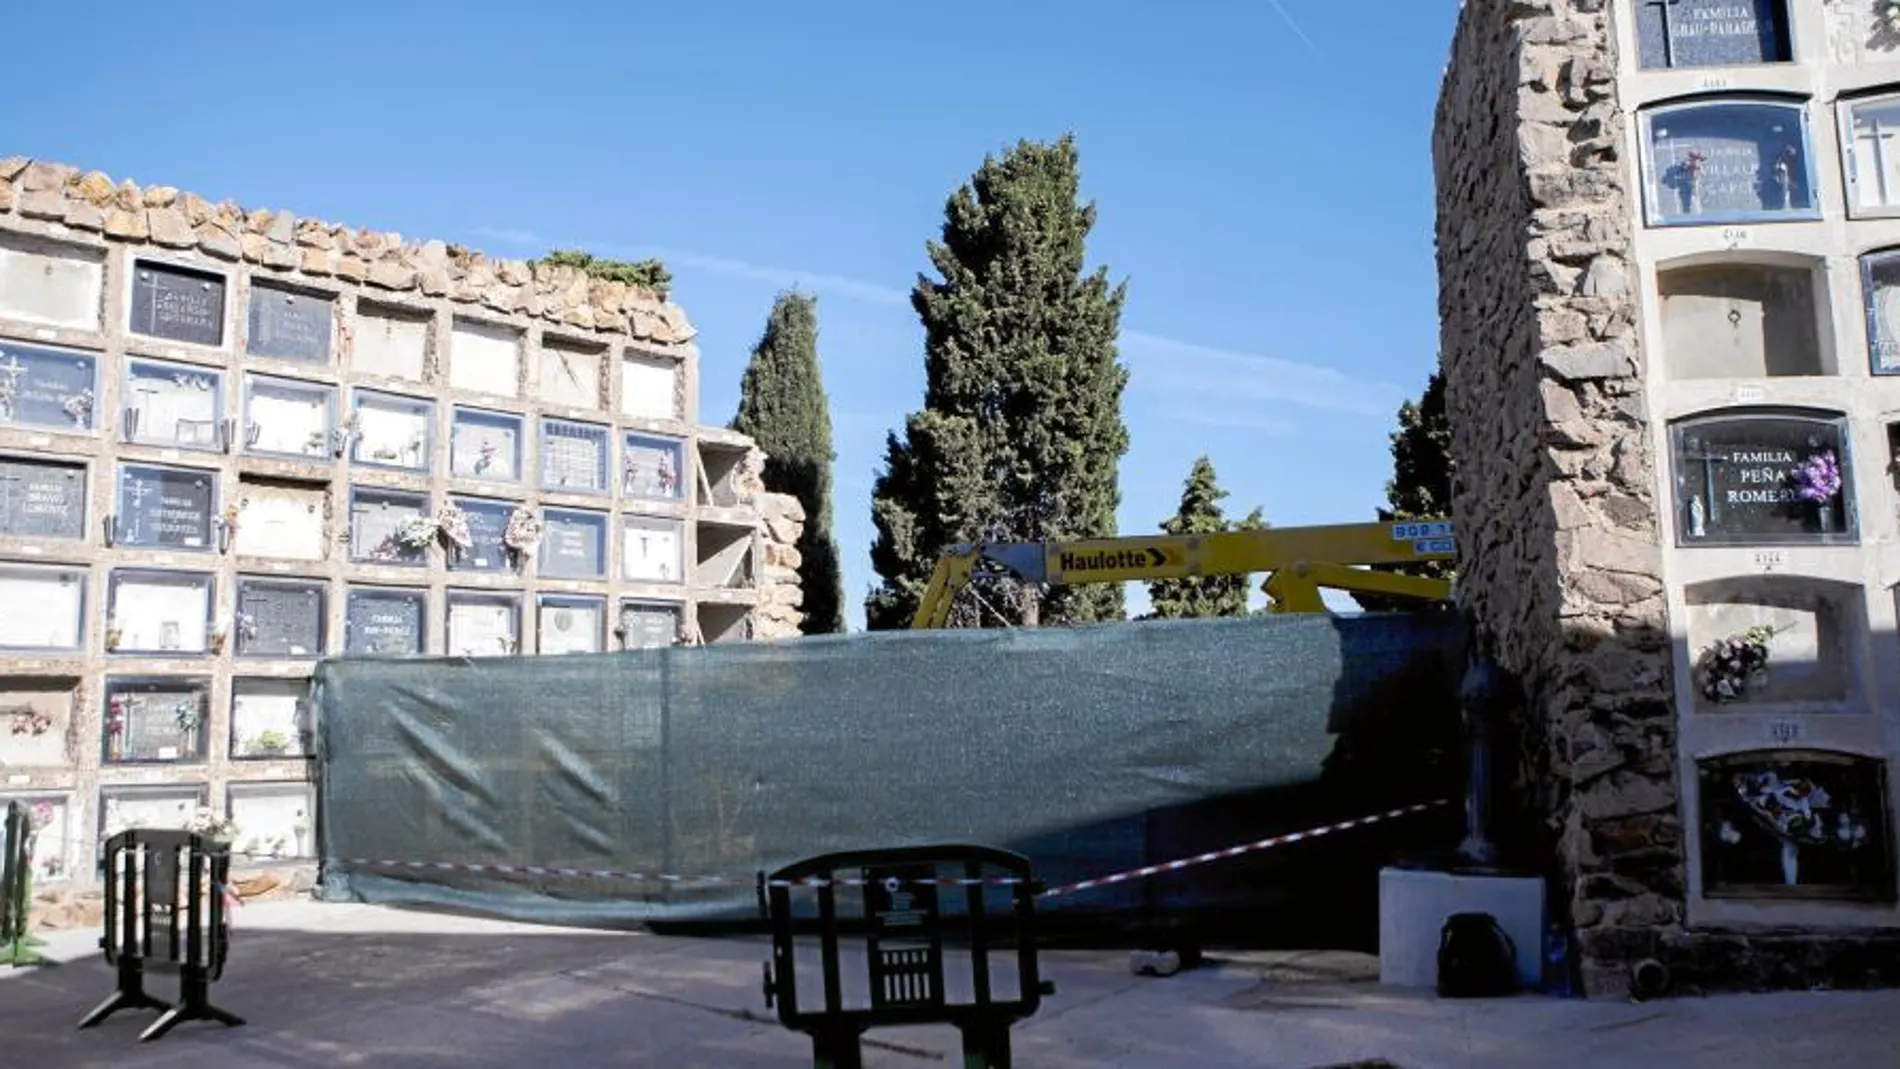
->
[[1669, 410, 1854, 545], [244, 374, 334, 459], [450, 407, 522, 482], [122, 358, 223, 450], [103, 675, 210, 764], [1862, 249, 1900, 375], [1641, 98, 1818, 227], [1698, 750, 1895, 902], [623, 433, 685, 501], [0, 341, 97, 433], [349, 389, 433, 471]]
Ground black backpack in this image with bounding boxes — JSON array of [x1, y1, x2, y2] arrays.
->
[[1436, 911, 1518, 998]]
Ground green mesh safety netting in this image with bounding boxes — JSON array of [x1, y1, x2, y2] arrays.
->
[[314, 612, 1468, 940]]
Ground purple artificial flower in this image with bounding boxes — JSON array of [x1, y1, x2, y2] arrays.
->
[[1792, 451, 1841, 505]]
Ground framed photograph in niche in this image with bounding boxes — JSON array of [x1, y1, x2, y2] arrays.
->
[[245, 284, 333, 364], [620, 351, 680, 421], [0, 680, 76, 769], [0, 232, 104, 330], [114, 462, 216, 551], [449, 319, 521, 397], [0, 341, 98, 432], [350, 389, 433, 471], [102, 675, 209, 764], [1633, 0, 1790, 71], [0, 793, 73, 882], [0, 455, 87, 541], [447, 496, 513, 572], [623, 433, 685, 501], [1639, 98, 1819, 227], [127, 259, 226, 348], [352, 302, 428, 382], [539, 507, 608, 579], [446, 591, 519, 657], [234, 578, 326, 658], [100, 785, 206, 841], [122, 357, 223, 450], [1668, 410, 1854, 546], [244, 374, 334, 459], [538, 339, 603, 409], [230, 677, 312, 759], [537, 595, 605, 654], [0, 564, 85, 651], [349, 487, 431, 565], [539, 417, 609, 494], [228, 781, 316, 860], [105, 569, 213, 655], [344, 585, 426, 656], [621, 515, 683, 584], [1698, 750, 1895, 902], [231, 477, 327, 561], [450, 407, 522, 483], [618, 600, 681, 650]]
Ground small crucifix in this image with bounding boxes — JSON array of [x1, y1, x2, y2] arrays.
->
[[1856, 113, 1900, 206], [1679, 436, 1728, 537]]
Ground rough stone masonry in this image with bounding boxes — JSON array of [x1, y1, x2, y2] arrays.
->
[[1434, 0, 1900, 996]]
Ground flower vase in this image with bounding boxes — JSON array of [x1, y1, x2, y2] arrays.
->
[[1780, 840, 1801, 886], [1818, 505, 1833, 535]]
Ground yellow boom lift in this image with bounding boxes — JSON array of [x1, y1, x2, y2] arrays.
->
[[910, 520, 1457, 628]]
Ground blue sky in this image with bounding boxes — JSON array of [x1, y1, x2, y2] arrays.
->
[[0, 1, 1461, 629]]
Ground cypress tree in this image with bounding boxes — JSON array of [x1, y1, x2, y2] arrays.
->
[[1353, 367, 1456, 613], [866, 135, 1131, 629], [732, 290, 845, 634], [1145, 456, 1261, 619]]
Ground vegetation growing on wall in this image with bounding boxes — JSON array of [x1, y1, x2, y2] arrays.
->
[[532, 249, 673, 296]]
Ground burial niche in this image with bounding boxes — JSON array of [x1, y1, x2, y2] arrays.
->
[[446, 495, 512, 573], [1659, 261, 1825, 378], [1698, 749, 1895, 902], [450, 407, 521, 483], [1857, 248, 1900, 375], [622, 515, 683, 584], [344, 585, 426, 656], [621, 350, 681, 422], [619, 600, 682, 650], [539, 417, 609, 494], [0, 341, 97, 432], [0, 793, 72, 882], [624, 432, 686, 502], [696, 521, 755, 590], [0, 455, 87, 541], [102, 676, 210, 764], [353, 301, 429, 381], [230, 677, 312, 759], [243, 375, 333, 460], [0, 565, 85, 650], [115, 462, 216, 552], [246, 284, 333, 364], [1684, 575, 1863, 710], [105, 569, 213, 655], [1842, 93, 1900, 218], [128, 259, 226, 348], [228, 781, 316, 860], [0, 679, 76, 770], [446, 591, 519, 657], [122, 358, 224, 450], [100, 785, 205, 840], [698, 602, 751, 645], [537, 595, 605, 654], [1640, 96, 1819, 226], [1634, 0, 1791, 71], [349, 487, 431, 566], [538, 337, 604, 409], [234, 578, 326, 658], [1668, 408, 1854, 545], [448, 319, 521, 397], [232, 477, 328, 561], [0, 233, 104, 330], [349, 389, 433, 471], [539, 507, 608, 580]]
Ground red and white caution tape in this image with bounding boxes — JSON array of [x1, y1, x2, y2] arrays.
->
[[336, 798, 1452, 896], [1037, 798, 1454, 899]]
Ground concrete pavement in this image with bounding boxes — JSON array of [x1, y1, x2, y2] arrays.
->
[[2, 899, 1896, 1067]]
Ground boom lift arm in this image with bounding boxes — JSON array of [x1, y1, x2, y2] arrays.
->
[[909, 520, 1456, 629]]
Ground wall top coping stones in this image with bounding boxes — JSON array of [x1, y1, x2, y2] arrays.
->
[[0, 156, 696, 350]]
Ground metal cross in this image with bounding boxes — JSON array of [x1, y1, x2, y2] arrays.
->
[[1856, 114, 1899, 206]]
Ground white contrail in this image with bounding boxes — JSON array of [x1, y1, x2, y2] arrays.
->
[[1265, 0, 1325, 59]]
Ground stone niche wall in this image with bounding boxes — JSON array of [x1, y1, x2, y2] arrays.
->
[[1434, 0, 1682, 997]]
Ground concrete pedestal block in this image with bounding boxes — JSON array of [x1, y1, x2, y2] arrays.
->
[[1378, 866, 1545, 989]]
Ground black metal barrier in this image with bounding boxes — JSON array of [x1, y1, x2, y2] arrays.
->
[[77, 829, 244, 1043], [2, 801, 45, 968], [760, 844, 1054, 1068]]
